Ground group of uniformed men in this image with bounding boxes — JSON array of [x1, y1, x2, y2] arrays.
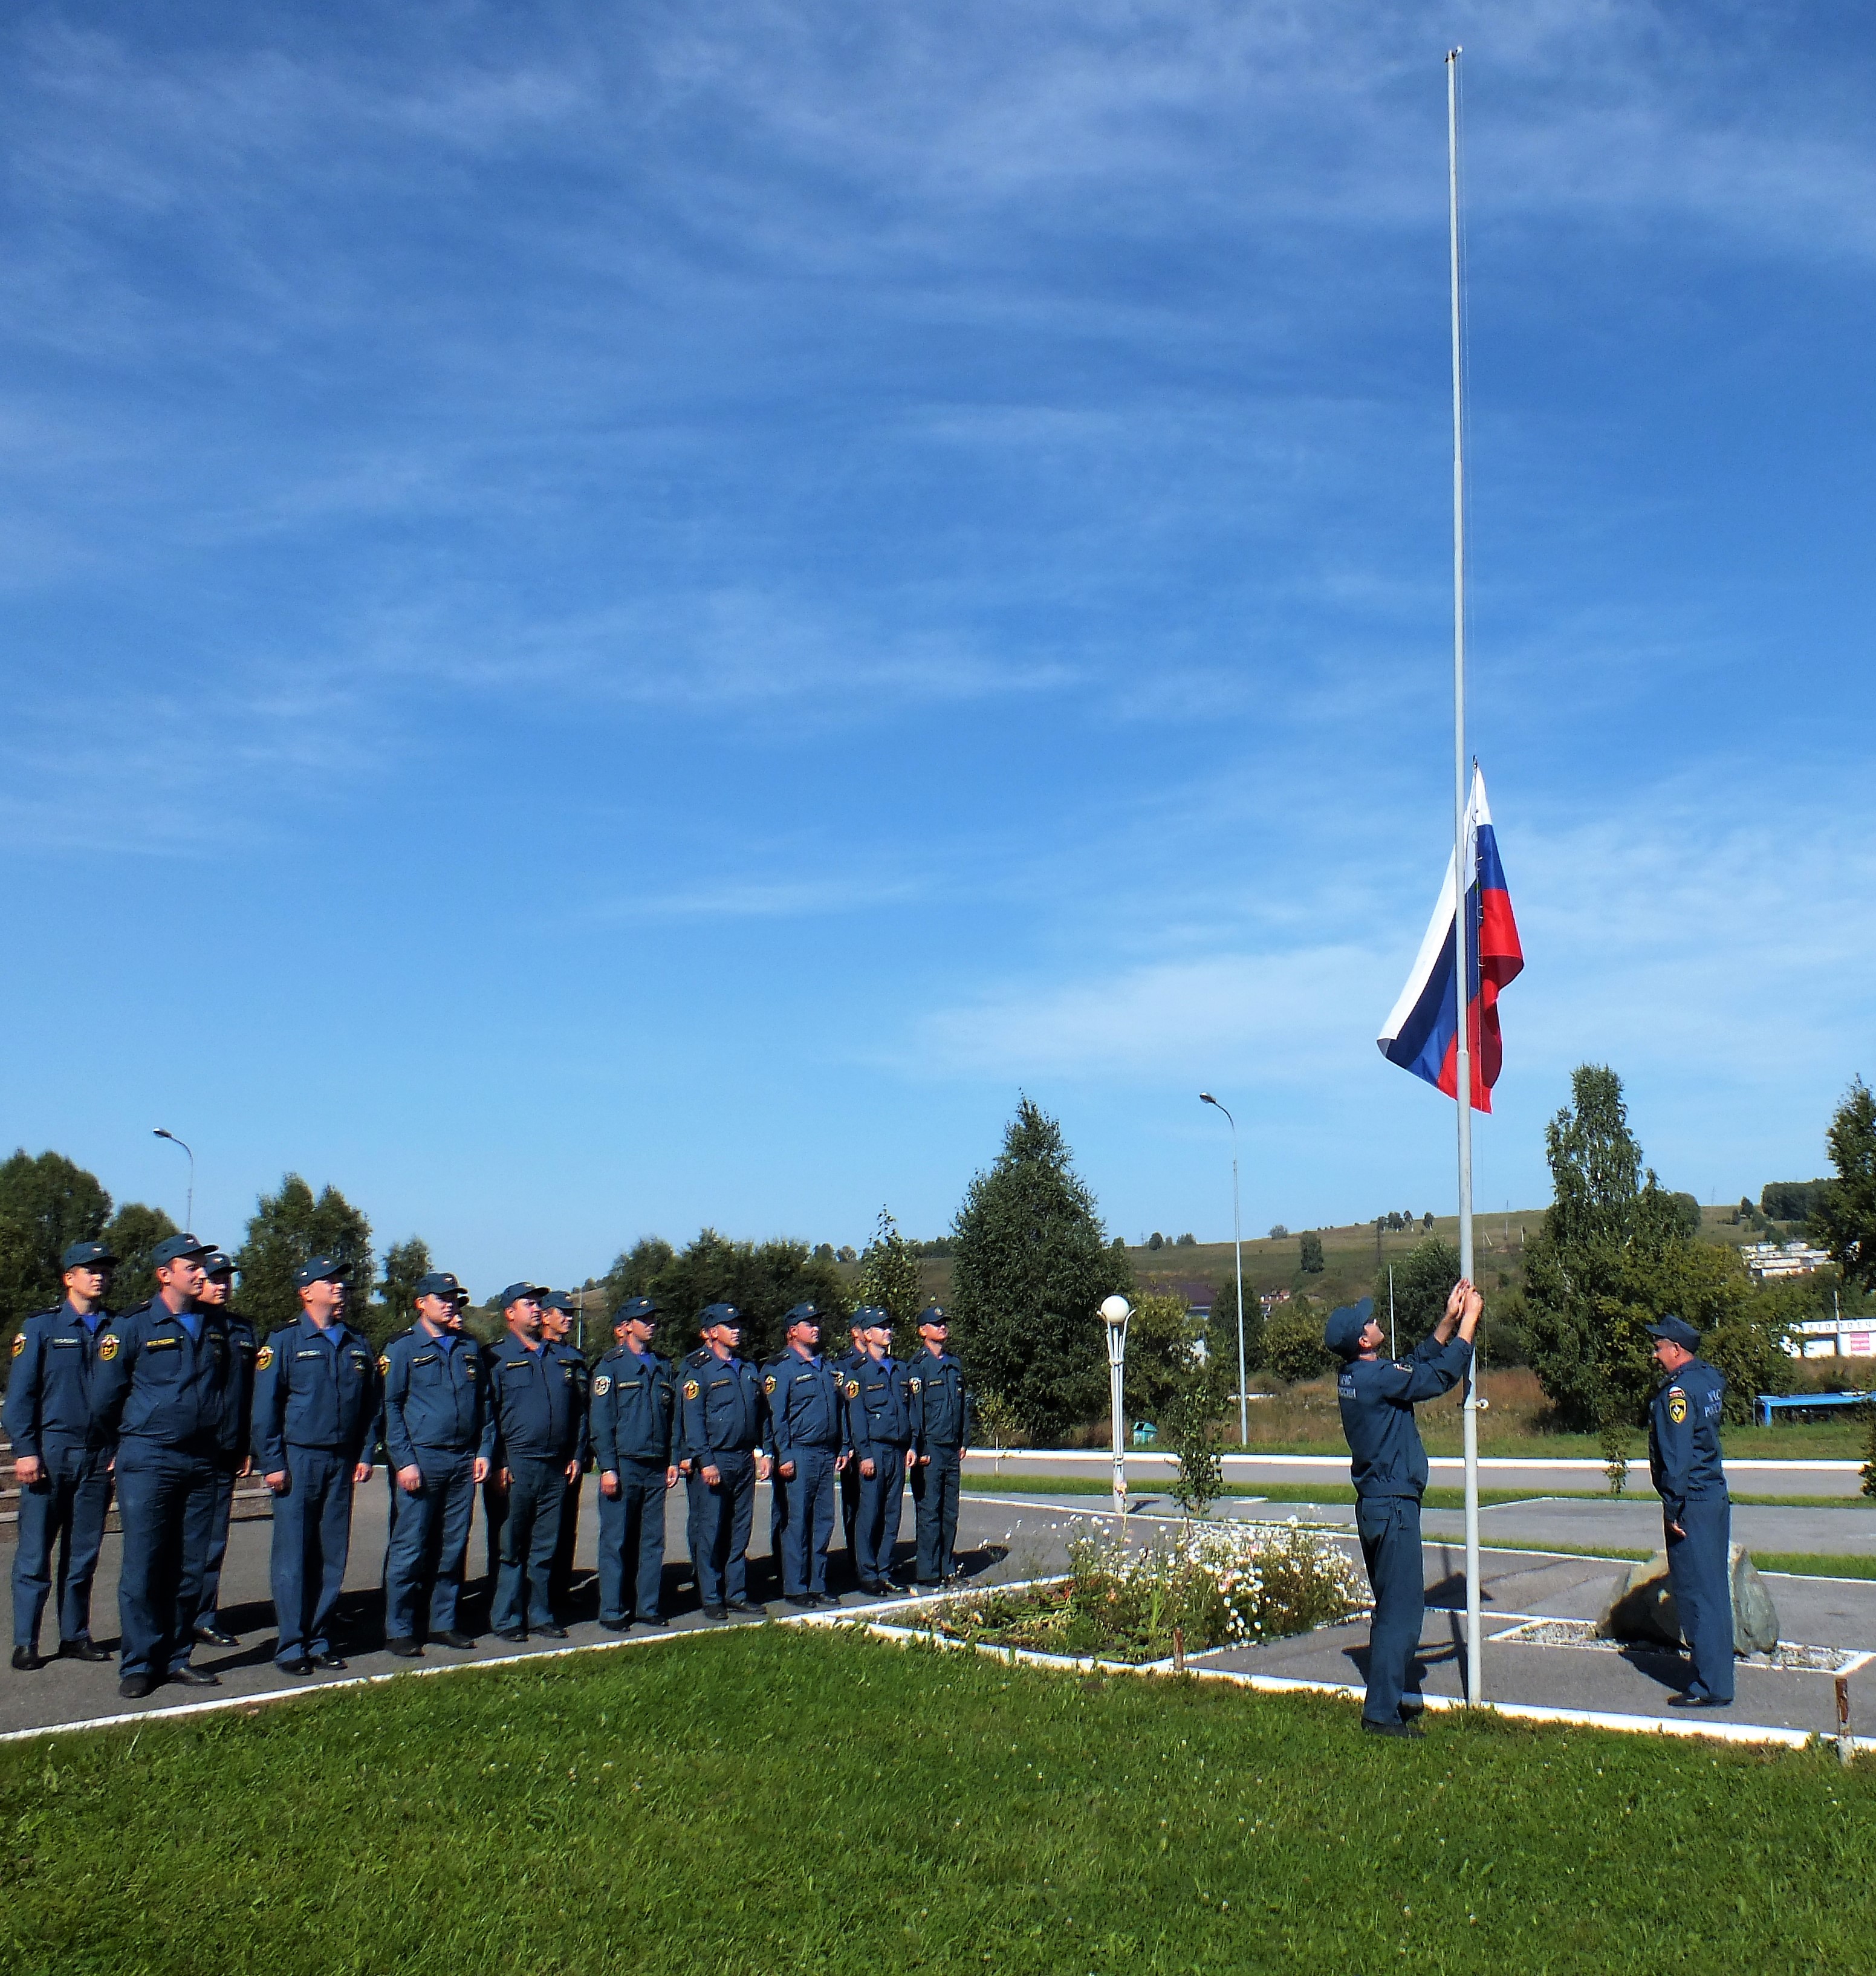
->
[[5, 1232, 974, 1701]]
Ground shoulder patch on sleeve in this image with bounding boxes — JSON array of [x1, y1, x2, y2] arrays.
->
[[255, 1344, 274, 1372], [683, 1379, 699, 1400], [9, 1331, 22, 1357], [763, 1374, 776, 1394], [1667, 1387, 1687, 1425], [592, 1374, 612, 1397], [844, 1378, 860, 1399], [98, 1333, 120, 1362], [378, 1354, 391, 1376]]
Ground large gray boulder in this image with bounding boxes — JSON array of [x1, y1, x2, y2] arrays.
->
[[1595, 1545, 1779, 1656]]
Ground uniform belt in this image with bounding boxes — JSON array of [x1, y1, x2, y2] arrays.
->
[[1354, 1483, 1423, 1501]]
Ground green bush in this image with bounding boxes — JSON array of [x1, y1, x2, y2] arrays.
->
[[1264, 1307, 1332, 1383]]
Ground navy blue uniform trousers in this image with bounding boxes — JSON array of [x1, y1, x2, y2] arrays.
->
[[11, 1442, 112, 1651], [550, 1471, 582, 1607], [385, 1452, 477, 1638], [270, 1446, 357, 1664], [194, 1460, 241, 1630], [596, 1459, 668, 1622], [115, 1443, 218, 1680], [855, 1457, 907, 1585], [912, 1448, 962, 1584], [1356, 1494, 1427, 1724], [688, 1449, 756, 1606], [774, 1445, 839, 1597], [1667, 1496, 1735, 1701], [493, 1455, 564, 1633]]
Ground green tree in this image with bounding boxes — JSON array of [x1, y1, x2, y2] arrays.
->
[[1297, 1232, 1324, 1275], [377, 1238, 433, 1337], [949, 1097, 1132, 1442], [1165, 1362, 1229, 1518], [606, 1229, 847, 1368], [0, 1149, 112, 1341], [855, 1206, 924, 1352], [233, 1174, 375, 1340], [600, 1237, 678, 1311], [1814, 1081, 1876, 1289], [1371, 1236, 1461, 1353], [100, 1202, 181, 1316], [1264, 1304, 1332, 1384], [1124, 1293, 1204, 1426]]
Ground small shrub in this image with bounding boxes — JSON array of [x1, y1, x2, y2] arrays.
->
[[1264, 1308, 1331, 1383]]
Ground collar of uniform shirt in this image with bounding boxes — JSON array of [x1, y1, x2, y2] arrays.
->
[[66, 1301, 107, 1335], [175, 1305, 202, 1343], [302, 1313, 346, 1349]]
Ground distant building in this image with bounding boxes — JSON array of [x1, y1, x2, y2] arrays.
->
[[1740, 1240, 1832, 1282], [1787, 1316, 1876, 1359]]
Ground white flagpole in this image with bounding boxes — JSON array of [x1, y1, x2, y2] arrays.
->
[[1445, 45, 1482, 1707]]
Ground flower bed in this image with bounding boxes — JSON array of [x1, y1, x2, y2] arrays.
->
[[924, 1518, 1366, 1665]]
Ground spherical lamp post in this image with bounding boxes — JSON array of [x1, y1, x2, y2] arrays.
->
[[1100, 1294, 1132, 1520]]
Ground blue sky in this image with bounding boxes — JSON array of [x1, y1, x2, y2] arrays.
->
[[3, 2, 1874, 1290]]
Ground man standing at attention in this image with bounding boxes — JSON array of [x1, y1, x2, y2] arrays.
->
[[1646, 1314, 1735, 1709], [1328, 1278, 1482, 1738], [485, 1282, 582, 1642], [191, 1250, 256, 1649], [764, 1302, 848, 1610], [253, 1257, 380, 1676], [537, 1290, 591, 1610], [4, 1240, 120, 1670], [907, 1304, 972, 1590], [590, 1296, 678, 1631], [680, 1303, 770, 1620]]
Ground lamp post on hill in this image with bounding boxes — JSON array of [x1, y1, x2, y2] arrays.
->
[[152, 1128, 194, 1233], [1199, 1093, 1248, 1445], [1100, 1295, 1131, 1519]]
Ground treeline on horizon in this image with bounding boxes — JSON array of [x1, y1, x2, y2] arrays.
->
[[4, 1070, 1874, 1446]]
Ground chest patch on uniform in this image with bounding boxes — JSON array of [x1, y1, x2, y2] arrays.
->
[[146, 1337, 180, 1352], [683, 1379, 700, 1400], [52, 1337, 80, 1348], [592, 1375, 612, 1396], [296, 1350, 323, 1360], [99, 1334, 120, 1361], [255, 1345, 274, 1371], [1667, 1387, 1687, 1425]]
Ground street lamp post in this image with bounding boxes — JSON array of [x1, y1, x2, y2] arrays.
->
[[1199, 1093, 1248, 1446], [1100, 1295, 1131, 1519], [152, 1128, 195, 1232]]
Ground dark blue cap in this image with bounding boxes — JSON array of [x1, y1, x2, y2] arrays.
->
[[540, 1290, 576, 1313], [62, 1240, 117, 1270], [784, 1302, 822, 1327], [854, 1304, 892, 1330], [699, 1302, 741, 1328], [293, 1255, 349, 1288], [414, 1272, 461, 1301], [498, 1281, 545, 1310], [918, 1304, 949, 1327], [1646, 1315, 1701, 1350], [614, 1295, 659, 1325], [203, 1251, 234, 1278], [1324, 1297, 1375, 1361], [152, 1234, 213, 1267]]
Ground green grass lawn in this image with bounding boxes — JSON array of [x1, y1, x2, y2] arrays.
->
[[3, 1629, 1872, 1975]]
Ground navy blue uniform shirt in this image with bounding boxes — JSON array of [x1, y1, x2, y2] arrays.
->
[[1648, 1356, 1728, 1524], [3, 1302, 117, 1458], [680, 1351, 765, 1457], [252, 1314, 381, 1471], [590, 1345, 678, 1468], [92, 1301, 239, 1451], [381, 1322, 492, 1468], [486, 1331, 583, 1464], [908, 1348, 973, 1453], [844, 1353, 915, 1461], [763, 1347, 846, 1460], [1336, 1329, 1473, 1500], [550, 1339, 592, 1465], [218, 1313, 259, 1464]]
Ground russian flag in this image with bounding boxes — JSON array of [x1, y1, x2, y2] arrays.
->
[[1377, 765, 1524, 1112]]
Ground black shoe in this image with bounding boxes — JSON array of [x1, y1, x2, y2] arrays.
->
[[278, 1657, 315, 1676], [118, 1674, 153, 1699], [703, 1605, 729, 1622], [533, 1623, 568, 1640], [859, 1579, 889, 1597], [61, 1637, 112, 1662], [311, 1653, 348, 1671], [599, 1618, 631, 1634], [726, 1599, 764, 1616], [1361, 1717, 1423, 1740], [433, 1630, 476, 1649], [492, 1628, 527, 1644], [385, 1636, 422, 1658], [783, 1594, 817, 1610], [1667, 1691, 1729, 1709], [170, 1666, 221, 1688], [11, 1645, 44, 1672], [635, 1615, 669, 1628], [195, 1625, 239, 1648]]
